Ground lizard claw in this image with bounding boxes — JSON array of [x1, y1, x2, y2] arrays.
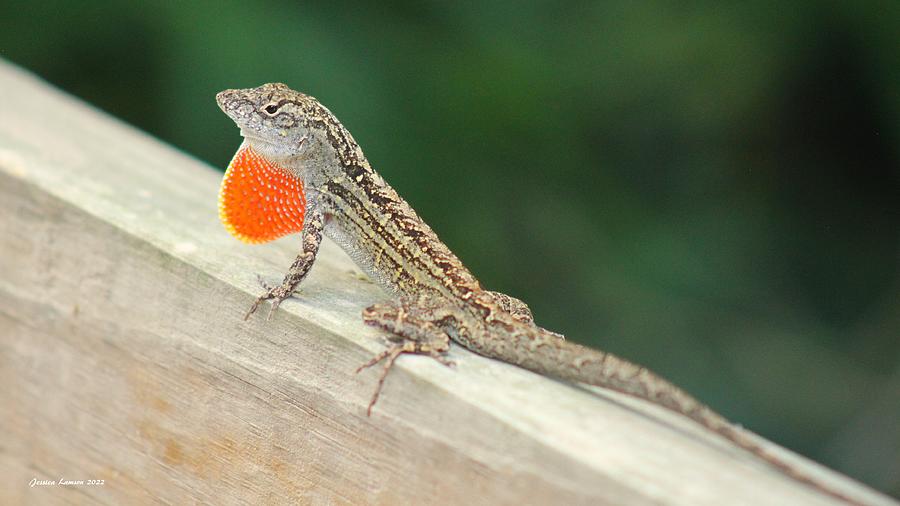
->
[[265, 300, 281, 321], [244, 280, 296, 321], [433, 355, 456, 368], [244, 298, 263, 321], [256, 273, 273, 291]]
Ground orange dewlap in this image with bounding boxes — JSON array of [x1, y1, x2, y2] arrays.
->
[[218, 145, 306, 244]]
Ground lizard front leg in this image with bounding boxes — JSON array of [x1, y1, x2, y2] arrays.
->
[[245, 208, 325, 320], [358, 296, 455, 416]]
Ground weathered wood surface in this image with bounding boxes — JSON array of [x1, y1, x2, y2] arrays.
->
[[0, 60, 893, 506]]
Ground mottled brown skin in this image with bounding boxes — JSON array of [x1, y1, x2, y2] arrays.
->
[[216, 83, 860, 505]]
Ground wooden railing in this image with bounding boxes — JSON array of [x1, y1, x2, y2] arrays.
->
[[0, 60, 892, 505]]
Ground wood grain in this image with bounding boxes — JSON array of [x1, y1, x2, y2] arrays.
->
[[0, 60, 893, 506]]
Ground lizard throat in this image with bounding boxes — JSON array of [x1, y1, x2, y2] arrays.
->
[[218, 145, 307, 244]]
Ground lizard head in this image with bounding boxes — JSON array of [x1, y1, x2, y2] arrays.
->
[[216, 83, 321, 243], [216, 82, 320, 163]]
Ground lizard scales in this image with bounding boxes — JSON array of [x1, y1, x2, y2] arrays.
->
[[216, 83, 861, 505]]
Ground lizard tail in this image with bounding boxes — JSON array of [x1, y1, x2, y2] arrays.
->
[[474, 324, 862, 505]]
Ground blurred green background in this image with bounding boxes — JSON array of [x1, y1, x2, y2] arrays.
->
[[3, 1, 897, 496]]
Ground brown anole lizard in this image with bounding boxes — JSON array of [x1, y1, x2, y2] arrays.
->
[[216, 83, 862, 505]]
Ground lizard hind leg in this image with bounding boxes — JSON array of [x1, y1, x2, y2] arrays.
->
[[485, 290, 565, 340], [358, 297, 454, 416], [484, 291, 534, 323]]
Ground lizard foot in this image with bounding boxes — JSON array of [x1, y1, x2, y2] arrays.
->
[[357, 297, 454, 416], [244, 274, 297, 321], [356, 340, 453, 417]]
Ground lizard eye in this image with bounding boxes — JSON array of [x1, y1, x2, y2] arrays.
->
[[263, 103, 280, 115]]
